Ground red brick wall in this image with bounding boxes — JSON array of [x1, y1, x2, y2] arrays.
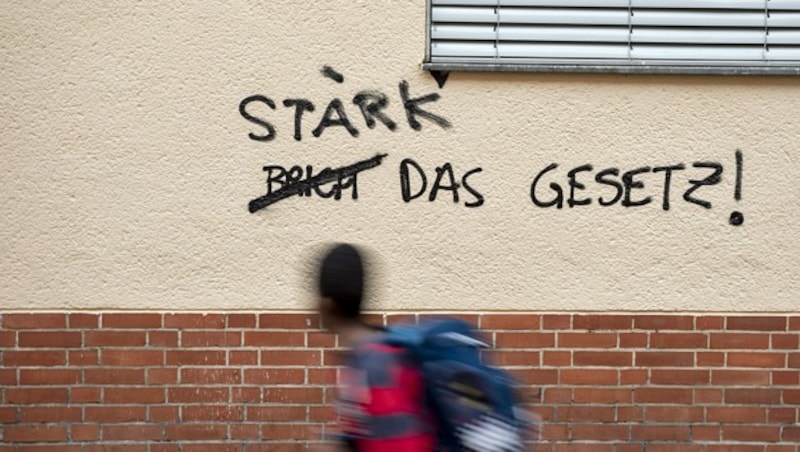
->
[[1, 312, 798, 451]]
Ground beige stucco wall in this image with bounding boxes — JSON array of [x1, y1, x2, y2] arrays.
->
[[1, 1, 798, 312]]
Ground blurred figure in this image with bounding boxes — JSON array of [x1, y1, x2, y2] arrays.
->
[[315, 243, 436, 451]]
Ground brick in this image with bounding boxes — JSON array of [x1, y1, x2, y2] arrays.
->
[[230, 350, 258, 365], [69, 349, 98, 365], [631, 425, 690, 441], [646, 406, 704, 422], [480, 314, 540, 330], [244, 368, 305, 385], [244, 331, 305, 347], [105, 387, 165, 404], [85, 446, 148, 452], [227, 313, 256, 328], [148, 331, 179, 346], [85, 406, 147, 422], [558, 332, 617, 348], [232, 387, 261, 403], [697, 316, 725, 330], [263, 387, 323, 404], [19, 406, 81, 422], [308, 368, 337, 384], [309, 405, 336, 422], [572, 388, 631, 404], [16, 446, 82, 452], [17, 330, 81, 348], [726, 388, 782, 404], [182, 445, 242, 452], [694, 388, 722, 404], [707, 406, 767, 423], [103, 424, 163, 441], [85, 368, 145, 384], [495, 332, 555, 348], [543, 388, 571, 403], [102, 313, 162, 329], [85, 330, 146, 346], [71, 424, 100, 441], [728, 352, 786, 368], [69, 313, 98, 328], [772, 333, 799, 349], [573, 351, 631, 367], [0, 406, 17, 423], [486, 350, 540, 366], [728, 316, 786, 331], [148, 368, 178, 385], [619, 369, 648, 385], [650, 333, 707, 349], [4, 425, 67, 442], [71, 387, 102, 403], [308, 331, 336, 347], [768, 407, 797, 424], [259, 313, 319, 329], [722, 425, 781, 442], [790, 317, 800, 330], [3, 313, 66, 329], [182, 331, 241, 347], [711, 333, 770, 349], [617, 406, 645, 422], [167, 424, 228, 441], [247, 405, 307, 422], [6, 387, 68, 404], [789, 353, 800, 368], [542, 351, 570, 366], [619, 333, 647, 348], [164, 313, 225, 329], [711, 370, 770, 386], [149, 405, 180, 422], [560, 369, 617, 385], [19, 368, 81, 385], [574, 315, 632, 330], [773, 370, 799, 386], [166, 350, 226, 366], [231, 424, 260, 439], [262, 423, 318, 440], [635, 351, 694, 367], [557, 406, 615, 422], [168, 387, 229, 403], [697, 351, 725, 367], [4, 350, 66, 366], [0, 331, 15, 347], [785, 389, 800, 404], [183, 405, 243, 422], [0, 369, 15, 386], [571, 424, 630, 441], [102, 349, 163, 366], [182, 368, 242, 384], [542, 314, 571, 330], [634, 315, 694, 330], [783, 426, 800, 442], [635, 388, 692, 404], [261, 350, 321, 366], [692, 425, 720, 441], [650, 369, 709, 385]]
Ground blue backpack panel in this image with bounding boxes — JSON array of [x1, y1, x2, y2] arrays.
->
[[383, 317, 529, 451]]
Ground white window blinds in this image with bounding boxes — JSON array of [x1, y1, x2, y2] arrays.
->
[[426, 0, 800, 74]]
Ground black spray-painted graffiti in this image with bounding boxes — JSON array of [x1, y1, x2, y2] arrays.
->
[[239, 67, 451, 143], [248, 154, 387, 213], [530, 150, 745, 226], [241, 67, 746, 226]]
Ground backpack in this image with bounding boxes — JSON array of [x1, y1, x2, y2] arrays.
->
[[382, 317, 530, 451]]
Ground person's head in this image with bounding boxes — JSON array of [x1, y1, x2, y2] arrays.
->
[[316, 243, 365, 331]]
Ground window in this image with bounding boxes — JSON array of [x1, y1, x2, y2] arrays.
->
[[424, 0, 800, 75]]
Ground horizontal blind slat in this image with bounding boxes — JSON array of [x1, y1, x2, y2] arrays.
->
[[433, 0, 629, 5], [768, 12, 800, 27], [765, 47, 800, 60], [499, 43, 630, 59], [632, 28, 766, 44], [632, 0, 766, 9], [500, 8, 629, 25], [631, 11, 766, 27], [631, 45, 766, 60], [432, 7, 496, 23]]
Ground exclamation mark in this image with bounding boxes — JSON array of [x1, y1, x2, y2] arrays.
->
[[729, 150, 744, 226]]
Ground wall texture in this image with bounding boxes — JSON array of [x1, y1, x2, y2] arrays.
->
[[1, 1, 798, 312], [2, 1, 799, 451], [1, 312, 799, 451]]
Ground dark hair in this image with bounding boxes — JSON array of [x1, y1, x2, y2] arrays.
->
[[317, 243, 365, 320]]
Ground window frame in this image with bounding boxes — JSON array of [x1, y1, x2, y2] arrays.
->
[[422, 0, 800, 76]]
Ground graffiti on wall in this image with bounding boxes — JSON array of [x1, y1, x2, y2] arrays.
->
[[240, 67, 745, 226]]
